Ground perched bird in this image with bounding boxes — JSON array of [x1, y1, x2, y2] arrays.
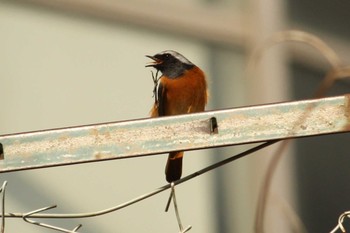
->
[[146, 50, 208, 182]]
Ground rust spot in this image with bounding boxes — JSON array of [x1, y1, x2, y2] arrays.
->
[[89, 128, 102, 145], [103, 130, 112, 140], [94, 151, 112, 160], [89, 128, 99, 137], [94, 152, 103, 160], [58, 135, 69, 141]]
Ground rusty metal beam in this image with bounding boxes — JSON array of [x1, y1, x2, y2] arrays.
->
[[0, 95, 349, 173]]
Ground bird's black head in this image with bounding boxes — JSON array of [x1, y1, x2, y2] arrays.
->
[[146, 50, 194, 79]]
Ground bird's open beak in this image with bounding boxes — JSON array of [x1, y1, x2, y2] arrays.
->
[[145, 55, 162, 67]]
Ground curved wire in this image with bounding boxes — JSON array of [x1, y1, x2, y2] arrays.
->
[[330, 211, 350, 233], [22, 205, 82, 233], [3, 141, 276, 220], [0, 181, 7, 233]]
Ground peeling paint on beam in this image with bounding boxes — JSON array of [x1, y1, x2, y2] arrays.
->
[[0, 95, 349, 172]]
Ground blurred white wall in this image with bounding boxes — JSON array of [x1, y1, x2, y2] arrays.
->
[[0, 2, 216, 232]]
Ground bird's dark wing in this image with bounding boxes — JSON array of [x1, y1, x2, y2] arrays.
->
[[157, 82, 166, 116]]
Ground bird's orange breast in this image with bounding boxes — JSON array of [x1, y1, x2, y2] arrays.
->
[[159, 66, 207, 116]]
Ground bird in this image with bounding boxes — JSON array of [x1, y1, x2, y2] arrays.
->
[[146, 50, 208, 183]]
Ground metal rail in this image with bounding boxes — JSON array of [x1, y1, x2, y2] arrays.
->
[[0, 95, 349, 173]]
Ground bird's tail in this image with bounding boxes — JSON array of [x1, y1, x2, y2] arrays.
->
[[165, 151, 184, 183]]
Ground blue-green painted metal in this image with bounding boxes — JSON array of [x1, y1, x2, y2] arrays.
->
[[0, 95, 349, 172]]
